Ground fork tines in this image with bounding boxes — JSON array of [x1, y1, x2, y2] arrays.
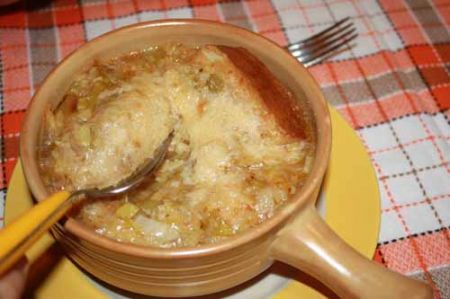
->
[[288, 17, 358, 67]]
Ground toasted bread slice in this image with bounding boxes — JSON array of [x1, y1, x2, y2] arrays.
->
[[218, 46, 307, 139]]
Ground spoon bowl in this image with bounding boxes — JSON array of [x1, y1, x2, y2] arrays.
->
[[0, 132, 172, 275]]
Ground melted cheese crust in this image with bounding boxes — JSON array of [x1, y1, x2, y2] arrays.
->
[[39, 44, 315, 248]]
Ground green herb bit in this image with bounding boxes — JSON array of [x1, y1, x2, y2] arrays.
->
[[75, 125, 91, 147], [206, 74, 224, 93], [116, 202, 140, 220]]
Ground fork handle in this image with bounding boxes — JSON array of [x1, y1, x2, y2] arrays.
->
[[0, 191, 71, 275]]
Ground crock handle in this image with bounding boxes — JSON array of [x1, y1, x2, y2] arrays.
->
[[271, 206, 434, 299]]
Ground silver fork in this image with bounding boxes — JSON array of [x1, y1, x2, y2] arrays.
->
[[287, 17, 357, 67]]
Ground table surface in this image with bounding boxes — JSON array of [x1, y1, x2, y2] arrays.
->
[[0, 0, 449, 298]]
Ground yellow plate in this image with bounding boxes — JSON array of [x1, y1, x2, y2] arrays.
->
[[5, 107, 380, 299]]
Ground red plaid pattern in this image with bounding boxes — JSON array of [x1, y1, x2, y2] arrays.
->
[[0, 0, 449, 297]]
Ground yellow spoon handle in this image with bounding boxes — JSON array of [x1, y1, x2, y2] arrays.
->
[[0, 191, 72, 275]]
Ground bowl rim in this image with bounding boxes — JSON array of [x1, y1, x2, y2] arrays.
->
[[20, 19, 331, 259]]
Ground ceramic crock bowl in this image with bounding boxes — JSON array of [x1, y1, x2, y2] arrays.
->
[[20, 19, 432, 299]]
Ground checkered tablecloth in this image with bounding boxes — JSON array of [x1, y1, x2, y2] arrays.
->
[[0, 0, 449, 298]]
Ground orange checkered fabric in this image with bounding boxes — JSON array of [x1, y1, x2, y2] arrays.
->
[[0, 0, 449, 297]]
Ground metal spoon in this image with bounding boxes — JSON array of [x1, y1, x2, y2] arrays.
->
[[0, 132, 173, 274]]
